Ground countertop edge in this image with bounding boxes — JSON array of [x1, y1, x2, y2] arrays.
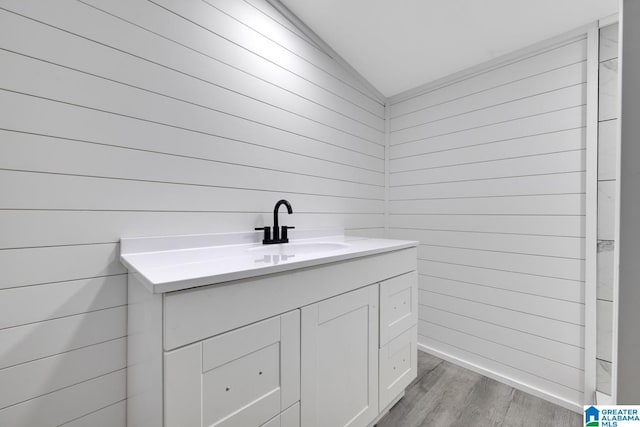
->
[[122, 240, 418, 294]]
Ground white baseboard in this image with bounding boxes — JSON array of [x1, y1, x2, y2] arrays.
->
[[418, 342, 583, 414]]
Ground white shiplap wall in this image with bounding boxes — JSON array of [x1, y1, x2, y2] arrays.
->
[[0, 0, 385, 424], [388, 36, 588, 409]]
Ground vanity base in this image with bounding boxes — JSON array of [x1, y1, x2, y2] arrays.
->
[[124, 234, 418, 427]]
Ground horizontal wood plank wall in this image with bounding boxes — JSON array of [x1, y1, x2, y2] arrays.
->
[[0, 0, 385, 424], [388, 36, 588, 409]]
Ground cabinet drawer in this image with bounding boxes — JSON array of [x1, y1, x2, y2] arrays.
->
[[165, 310, 300, 427], [379, 325, 417, 410], [260, 403, 300, 427], [379, 271, 417, 346]]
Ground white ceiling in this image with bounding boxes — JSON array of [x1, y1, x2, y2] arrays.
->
[[280, 0, 618, 97]]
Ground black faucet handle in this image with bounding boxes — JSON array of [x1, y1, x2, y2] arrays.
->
[[281, 226, 295, 242], [254, 226, 271, 243]]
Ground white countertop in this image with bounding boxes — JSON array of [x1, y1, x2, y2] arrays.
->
[[120, 229, 417, 293]]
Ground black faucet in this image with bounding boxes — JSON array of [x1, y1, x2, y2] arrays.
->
[[255, 199, 295, 244]]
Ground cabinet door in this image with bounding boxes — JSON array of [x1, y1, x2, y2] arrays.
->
[[301, 285, 379, 427], [165, 310, 300, 427]]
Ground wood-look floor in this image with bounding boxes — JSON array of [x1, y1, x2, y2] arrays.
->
[[376, 351, 581, 427]]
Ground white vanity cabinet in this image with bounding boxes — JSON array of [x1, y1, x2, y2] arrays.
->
[[123, 233, 417, 427]]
